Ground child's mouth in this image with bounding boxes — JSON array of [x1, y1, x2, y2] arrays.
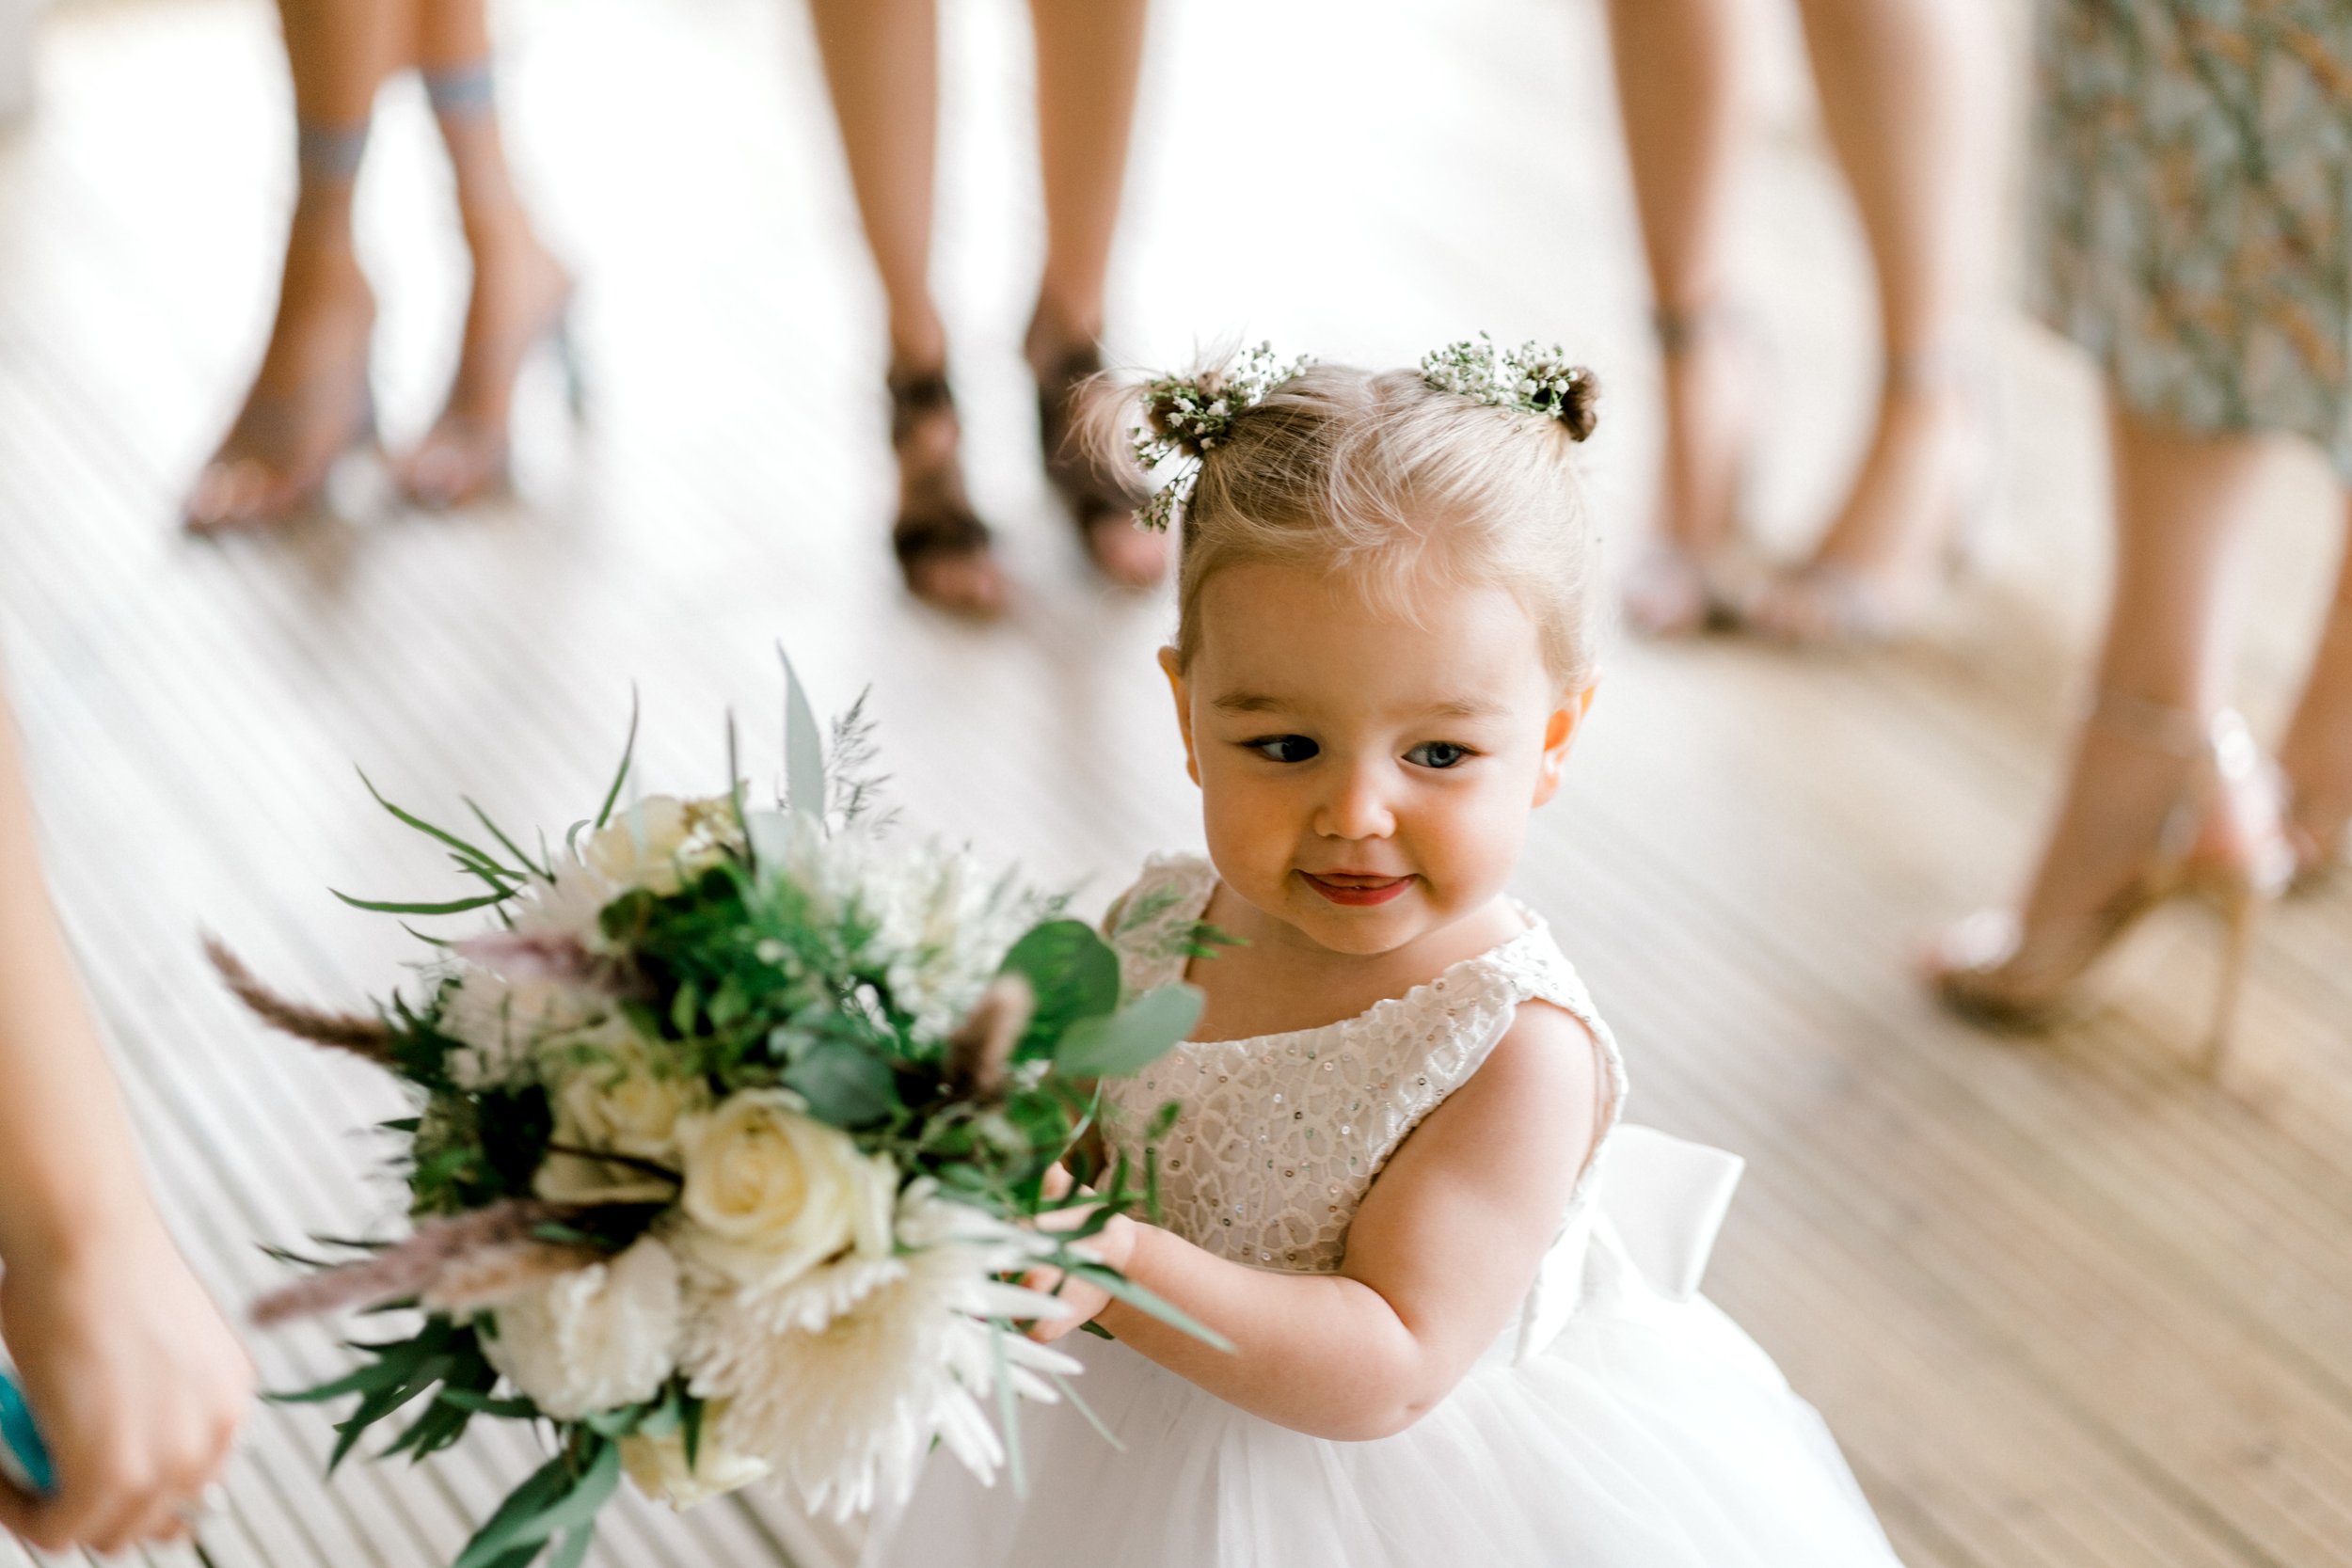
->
[[1298, 871, 1414, 907]]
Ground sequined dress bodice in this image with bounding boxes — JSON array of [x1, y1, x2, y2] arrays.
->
[[1100, 855, 1626, 1275]]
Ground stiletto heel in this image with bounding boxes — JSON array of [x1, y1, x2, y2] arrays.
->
[[2200, 873, 2262, 1072], [1927, 695, 2288, 1062], [392, 58, 580, 509], [550, 309, 588, 423]]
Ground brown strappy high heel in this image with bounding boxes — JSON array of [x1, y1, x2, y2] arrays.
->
[[1925, 691, 2293, 1072], [888, 367, 1007, 617], [1033, 341, 1165, 589]]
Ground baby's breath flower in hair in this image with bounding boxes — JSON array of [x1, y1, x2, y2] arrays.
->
[[1420, 335, 1598, 441], [1131, 342, 1312, 531]]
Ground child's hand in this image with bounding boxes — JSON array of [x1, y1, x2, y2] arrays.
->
[[1023, 1164, 1139, 1344], [0, 1217, 253, 1553]]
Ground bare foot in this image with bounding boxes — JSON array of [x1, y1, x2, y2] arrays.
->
[[1746, 375, 1984, 645], [396, 221, 577, 509], [183, 223, 376, 533]]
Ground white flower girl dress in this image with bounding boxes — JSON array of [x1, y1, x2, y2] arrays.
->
[[861, 856, 1906, 1567]]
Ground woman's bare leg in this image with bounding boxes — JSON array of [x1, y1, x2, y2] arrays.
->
[[1025, 0, 1162, 585], [1605, 0, 1759, 634], [1750, 0, 2001, 641], [808, 0, 1005, 613], [184, 0, 409, 531], [2276, 495, 2352, 876], [2012, 406, 2272, 934], [395, 0, 577, 508]]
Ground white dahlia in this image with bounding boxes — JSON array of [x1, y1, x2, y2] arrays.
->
[[680, 1184, 1079, 1520], [438, 966, 612, 1091], [482, 1236, 683, 1419], [747, 812, 1042, 1039]]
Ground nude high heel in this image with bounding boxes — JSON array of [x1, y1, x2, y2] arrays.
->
[[183, 121, 380, 533], [1926, 691, 2292, 1072]]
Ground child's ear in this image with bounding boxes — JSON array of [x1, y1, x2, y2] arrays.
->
[[1532, 681, 1597, 807], [1158, 646, 1201, 786]]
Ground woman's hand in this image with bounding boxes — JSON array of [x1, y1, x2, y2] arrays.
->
[[1022, 1164, 1140, 1344], [0, 1217, 253, 1554]]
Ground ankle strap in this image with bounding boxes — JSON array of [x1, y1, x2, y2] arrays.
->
[[422, 61, 496, 119], [1651, 300, 1742, 357], [2087, 689, 2260, 781], [295, 120, 370, 187]]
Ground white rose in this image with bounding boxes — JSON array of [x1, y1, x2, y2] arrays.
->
[[618, 1412, 771, 1509], [532, 1037, 707, 1206], [482, 1237, 682, 1419], [670, 1090, 894, 1291]]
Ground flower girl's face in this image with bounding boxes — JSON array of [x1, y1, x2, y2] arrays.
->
[[1164, 560, 1589, 958]]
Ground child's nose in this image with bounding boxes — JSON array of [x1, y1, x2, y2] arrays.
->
[[1312, 761, 1396, 841]]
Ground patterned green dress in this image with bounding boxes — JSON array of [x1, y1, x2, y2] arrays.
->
[[2035, 1, 2352, 474]]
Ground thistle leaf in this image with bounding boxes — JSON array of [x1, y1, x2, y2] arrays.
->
[[595, 689, 641, 832]]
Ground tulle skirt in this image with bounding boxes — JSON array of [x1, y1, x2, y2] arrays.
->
[[860, 1280, 1903, 1568]]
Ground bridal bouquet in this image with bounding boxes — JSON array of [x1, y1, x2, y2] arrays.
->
[[212, 665, 1213, 1568]]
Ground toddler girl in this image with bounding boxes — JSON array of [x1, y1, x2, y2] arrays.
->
[[864, 341, 1906, 1567]]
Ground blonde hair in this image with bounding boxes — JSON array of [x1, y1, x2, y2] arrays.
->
[[1119, 356, 1602, 690]]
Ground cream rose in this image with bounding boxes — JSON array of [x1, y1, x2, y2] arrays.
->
[[618, 1411, 771, 1509], [671, 1090, 893, 1291], [482, 1237, 682, 1419], [532, 1037, 707, 1206]]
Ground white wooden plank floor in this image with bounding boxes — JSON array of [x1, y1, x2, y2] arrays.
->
[[2, 0, 2348, 1565]]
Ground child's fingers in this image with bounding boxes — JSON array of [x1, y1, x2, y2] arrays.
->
[[1041, 1164, 1075, 1201]]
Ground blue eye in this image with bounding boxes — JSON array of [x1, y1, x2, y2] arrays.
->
[[1245, 736, 1320, 764], [1406, 741, 1473, 769]]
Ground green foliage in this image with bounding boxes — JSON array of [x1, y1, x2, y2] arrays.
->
[[999, 920, 1120, 1053], [1055, 986, 1204, 1078], [277, 676, 1218, 1564]]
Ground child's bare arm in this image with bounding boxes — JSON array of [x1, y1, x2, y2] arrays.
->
[[0, 695, 253, 1551], [1077, 1003, 1597, 1440]]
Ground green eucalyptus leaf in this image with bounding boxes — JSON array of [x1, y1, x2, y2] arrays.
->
[[1000, 920, 1120, 1043], [1054, 985, 1203, 1078], [782, 649, 828, 824], [780, 1037, 899, 1126], [547, 1524, 596, 1568]]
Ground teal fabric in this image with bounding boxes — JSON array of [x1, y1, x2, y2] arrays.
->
[[0, 1369, 55, 1497], [2035, 1, 2352, 474]]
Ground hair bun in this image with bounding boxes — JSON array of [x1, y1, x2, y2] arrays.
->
[[1419, 336, 1598, 440], [1130, 343, 1312, 530], [1518, 353, 1599, 441]]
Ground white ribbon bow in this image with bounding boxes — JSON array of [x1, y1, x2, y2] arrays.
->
[[1512, 1124, 1746, 1364]]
